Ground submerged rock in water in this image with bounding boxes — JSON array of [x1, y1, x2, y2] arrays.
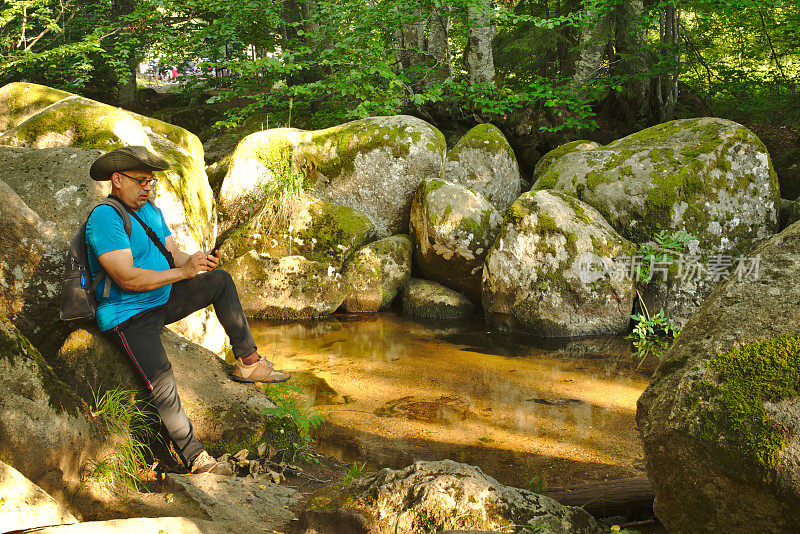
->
[[226, 251, 349, 320], [637, 222, 800, 532], [482, 190, 635, 336], [532, 118, 779, 255], [410, 179, 502, 302], [218, 115, 446, 238], [342, 235, 412, 313], [401, 278, 475, 321], [0, 460, 77, 531], [445, 123, 522, 214], [299, 460, 604, 534]]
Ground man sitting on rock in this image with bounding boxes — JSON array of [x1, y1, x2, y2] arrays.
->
[[86, 146, 290, 475]]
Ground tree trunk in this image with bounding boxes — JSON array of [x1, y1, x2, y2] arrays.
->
[[612, 0, 648, 127], [112, 0, 137, 110], [465, 0, 496, 85], [426, 1, 451, 88], [652, 3, 679, 122], [571, 4, 613, 91]]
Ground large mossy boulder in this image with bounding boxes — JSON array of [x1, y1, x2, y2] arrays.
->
[[299, 460, 603, 534], [532, 118, 779, 254], [482, 190, 636, 336], [0, 82, 73, 133], [636, 222, 800, 533], [55, 325, 276, 457], [401, 278, 475, 321], [0, 460, 77, 531], [225, 252, 349, 320], [444, 123, 522, 213], [218, 196, 375, 269], [0, 83, 213, 253], [409, 179, 502, 301], [532, 140, 600, 183], [218, 115, 446, 238], [342, 235, 412, 312], [0, 178, 70, 355], [0, 317, 106, 495]]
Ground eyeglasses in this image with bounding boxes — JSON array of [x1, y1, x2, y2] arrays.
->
[[118, 172, 158, 188]]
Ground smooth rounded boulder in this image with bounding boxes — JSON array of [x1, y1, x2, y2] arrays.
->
[[0, 84, 213, 253], [444, 123, 522, 213], [533, 118, 779, 254], [0, 461, 77, 531], [532, 140, 600, 183], [410, 179, 502, 301], [637, 221, 800, 533], [401, 278, 475, 320], [218, 115, 446, 238], [342, 235, 412, 312], [225, 251, 349, 320], [482, 190, 636, 336]]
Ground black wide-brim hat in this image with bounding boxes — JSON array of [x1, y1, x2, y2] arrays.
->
[[90, 145, 171, 181]]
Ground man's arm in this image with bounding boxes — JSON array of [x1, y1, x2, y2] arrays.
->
[[165, 236, 191, 268], [165, 236, 220, 271], [98, 248, 210, 292]]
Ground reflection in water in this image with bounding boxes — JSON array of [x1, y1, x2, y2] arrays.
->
[[250, 312, 656, 489]]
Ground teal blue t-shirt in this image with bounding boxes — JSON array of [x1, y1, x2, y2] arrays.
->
[[86, 201, 172, 331]]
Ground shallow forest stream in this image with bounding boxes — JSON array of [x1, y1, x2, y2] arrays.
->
[[249, 312, 658, 491]]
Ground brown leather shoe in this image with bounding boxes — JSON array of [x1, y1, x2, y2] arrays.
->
[[190, 451, 232, 475], [232, 355, 291, 383]]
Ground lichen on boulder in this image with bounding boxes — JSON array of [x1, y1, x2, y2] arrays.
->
[[218, 195, 374, 269], [401, 278, 475, 321], [409, 179, 502, 301], [636, 221, 800, 533], [342, 235, 412, 313], [444, 123, 522, 213], [218, 115, 446, 238], [532, 118, 779, 254], [299, 460, 604, 534], [482, 190, 635, 337], [225, 251, 349, 320]]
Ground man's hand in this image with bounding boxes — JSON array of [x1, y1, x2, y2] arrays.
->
[[206, 249, 220, 270], [181, 252, 212, 279]]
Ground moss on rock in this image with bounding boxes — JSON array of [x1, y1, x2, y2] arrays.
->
[[531, 118, 779, 255], [685, 331, 800, 480]]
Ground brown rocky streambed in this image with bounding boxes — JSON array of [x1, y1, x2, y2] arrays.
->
[[247, 311, 657, 491]]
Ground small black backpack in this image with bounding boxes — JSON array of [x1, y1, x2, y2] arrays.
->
[[59, 197, 131, 322]]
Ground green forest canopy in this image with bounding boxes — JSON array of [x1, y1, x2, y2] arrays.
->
[[0, 0, 797, 134]]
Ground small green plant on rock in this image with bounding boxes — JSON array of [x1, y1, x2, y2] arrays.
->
[[87, 388, 159, 494], [627, 307, 680, 364], [636, 229, 696, 283], [343, 461, 367, 484], [262, 382, 325, 463]]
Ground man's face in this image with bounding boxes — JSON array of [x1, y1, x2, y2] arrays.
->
[[111, 170, 155, 210]]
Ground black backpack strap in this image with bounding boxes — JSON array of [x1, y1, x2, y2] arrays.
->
[[108, 195, 176, 269], [88, 197, 133, 300]]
